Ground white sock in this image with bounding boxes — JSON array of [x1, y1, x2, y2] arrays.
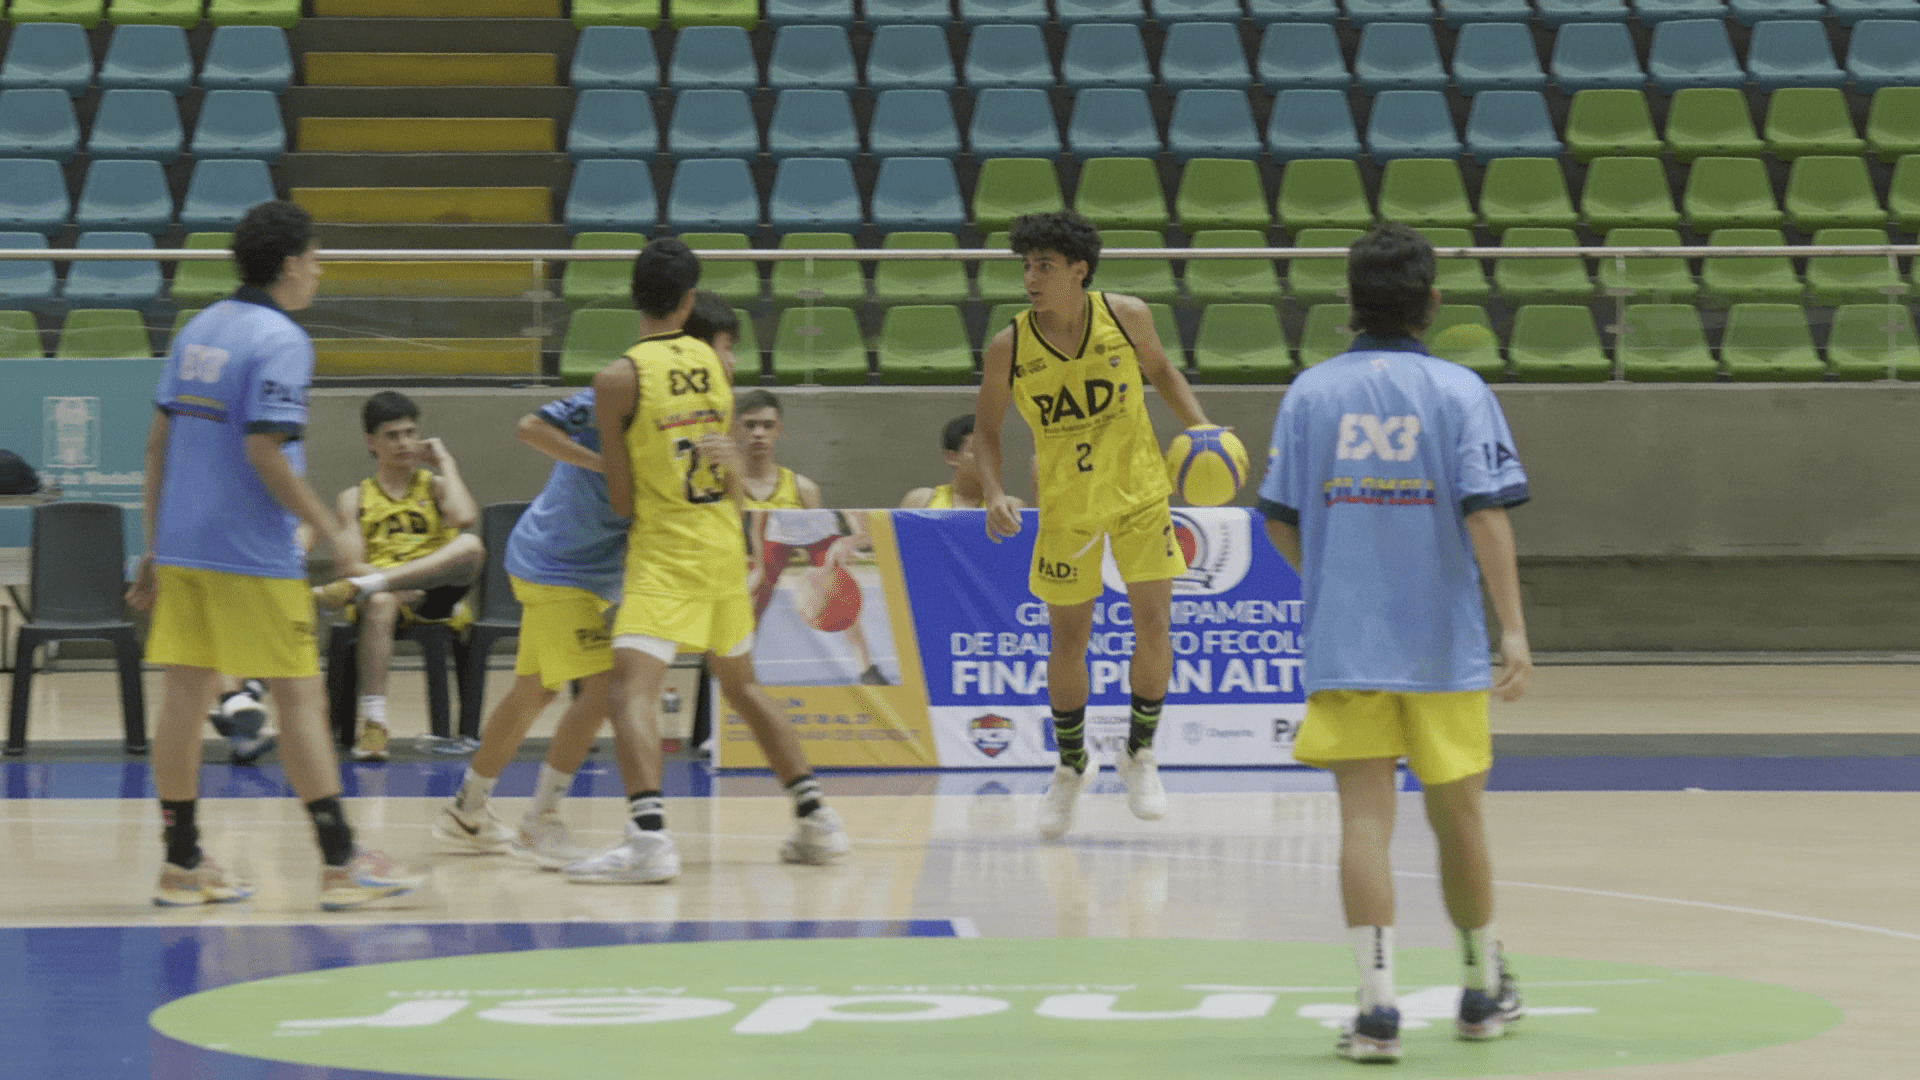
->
[[1460, 924, 1499, 993], [359, 695, 387, 726], [1348, 926, 1396, 1011], [454, 768, 496, 814], [350, 572, 390, 599], [528, 764, 573, 820]]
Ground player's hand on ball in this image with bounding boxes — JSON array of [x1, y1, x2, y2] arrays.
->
[[985, 494, 1023, 542], [125, 554, 157, 612], [1493, 631, 1532, 701]]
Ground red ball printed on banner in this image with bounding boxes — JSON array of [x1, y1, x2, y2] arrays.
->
[[799, 564, 863, 632]]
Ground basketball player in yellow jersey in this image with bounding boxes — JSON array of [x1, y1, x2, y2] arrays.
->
[[572, 240, 849, 884], [976, 210, 1218, 840], [900, 413, 1016, 511]]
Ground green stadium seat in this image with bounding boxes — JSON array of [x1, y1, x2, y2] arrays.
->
[[1564, 90, 1662, 163], [682, 232, 759, 306], [675, 0, 757, 27], [1478, 156, 1577, 235], [56, 308, 150, 358], [171, 231, 240, 306], [572, 0, 663, 27], [1285, 228, 1362, 306], [985, 302, 1026, 344], [1701, 228, 1803, 306], [167, 307, 199, 350], [1582, 156, 1681, 232], [1764, 87, 1866, 161], [875, 231, 968, 308], [111, 0, 206, 28], [772, 232, 864, 309], [1193, 303, 1293, 382], [1144, 301, 1184, 361], [976, 231, 1025, 307], [973, 158, 1064, 233], [560, 308, 643, 385], [1721, 303, 1827, 381], [206, 0, 300, 28], [562, 231, 645, 309], [1419, 227, 1492, 304], [1826, 303, 1920, 380], [1888, 155, 1920, 232], [1509, 304, 1609, 382], [731, 306, 761, 376], [1376, 158, 1475, 229], [1184, 229, 1279, 305], [1683, 156, 1785, 231], [1663, 88, 1764, 162], [1073, 157, 1169, 234], [1866, 88, 1920, 163], [1426, 304, 1504, 380], [1785, 156, 1885, 230], [1275, 159, 1373, 233], [9, 0, 106, 29], [773, 305, 869, 384], [1598, 228, 1698, 304], [1093, 229, 1179, 304], [1805, 228, 1908, 306], [0, 311, 44, 357], [1176, 158, 1271, 232], [1296, 303, 1351, 367], [1495, 228, 1593, 305], [877, 305, 973, 384], [1617, 304, 1718, 381]]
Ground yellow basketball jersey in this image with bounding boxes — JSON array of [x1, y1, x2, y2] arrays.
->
[[1009, 291, 1169, 524], [359, 469, 457, 569], [744, 466, 804, 510], [622, 330, 747, 600], [926, 483, 956, 509]]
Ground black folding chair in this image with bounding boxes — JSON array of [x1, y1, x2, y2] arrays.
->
[[460, 501, 530, 739]]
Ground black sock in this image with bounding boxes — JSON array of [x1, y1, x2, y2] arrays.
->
[[305, 796, 355, 867], [160, 799, 199, 868], [629, 790, 666, 831], [1052, 706, 1088, 773], [786, 774, 824, 819], [1128, 693, 1164, 755]]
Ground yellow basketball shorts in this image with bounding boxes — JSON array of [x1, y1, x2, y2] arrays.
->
[[1294, 689, 1493, 786], [510, 577, 614, 690], [145, 565, 319, 679], [611, 588, 755, 658], [1030, 499, 1187, 606]]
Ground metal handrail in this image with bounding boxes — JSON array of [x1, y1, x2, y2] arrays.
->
[[3, 245, 1919, 261]]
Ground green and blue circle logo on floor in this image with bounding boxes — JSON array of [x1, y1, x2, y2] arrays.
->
[[151, 937, 1842, 1080]]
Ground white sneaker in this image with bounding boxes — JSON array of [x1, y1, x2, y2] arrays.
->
[[320, 849, 430, 911], [1037, 760, 1096, 840], [431, 803, 514, 854], [1114, 745, 1168, 820], [780, 807, 852, 865], [511, 814, 591, 870], [563, 824, 680, 884]]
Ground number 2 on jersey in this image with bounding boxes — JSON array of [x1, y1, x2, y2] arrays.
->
[[1075, 442, 1094, 472], [673, 437, 728, 504]]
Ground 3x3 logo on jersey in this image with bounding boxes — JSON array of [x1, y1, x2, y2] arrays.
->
[[1335, 413, 1421, 462], [668, 369, 712, 396]]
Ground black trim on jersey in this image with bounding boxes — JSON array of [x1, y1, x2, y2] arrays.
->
[[1461, 483, 1530, 515], [1006, 313, 1022, 386], [1030, 296, 1094, 363], [637, 328, 690, 342], [230, 285, 281, 311], [1258, 498, 1299, 526], [245, 420, 304, 441], [1101, 292, 1137, 352], [622, 354, 641, 430]]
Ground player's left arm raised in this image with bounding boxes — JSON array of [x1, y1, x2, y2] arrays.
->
[[422, 437, 478, 530], [1109, 294, 1212, 430]]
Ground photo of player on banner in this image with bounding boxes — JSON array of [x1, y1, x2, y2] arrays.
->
[[746, 508, 897, 688]]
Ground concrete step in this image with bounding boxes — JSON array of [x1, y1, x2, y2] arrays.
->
[[293, 186, 553, 224], [279, 152, 571, 190], [298, 297, 553, 340], [312, 335, 544, 378], [293, 16, 577, 56], [298, 117, 558, 153], [311, 223, 573, 249], [284, 87, 577, 121], [305, 52, 558, 87], [321, 260, 550, 298], [313, 0, 562, 17]]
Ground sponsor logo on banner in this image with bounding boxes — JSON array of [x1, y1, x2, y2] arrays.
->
[[969, 714, 1015, 758], [1101, 509, 1251, 596]]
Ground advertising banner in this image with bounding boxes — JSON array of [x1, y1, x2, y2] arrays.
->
[[0, 358, 164, 550]]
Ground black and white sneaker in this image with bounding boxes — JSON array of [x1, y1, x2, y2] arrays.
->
[[1457, 956, 1525, 1040], [1337, 1005, 1402, 1063], [216, 683, 275, 766]]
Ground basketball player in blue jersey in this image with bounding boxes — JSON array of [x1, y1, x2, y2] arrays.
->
[[1259, 223, 1532, 1063], [129, 200, 426, 911]]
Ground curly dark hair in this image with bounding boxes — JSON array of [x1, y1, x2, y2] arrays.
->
[[1347, 222, 1436, 338], [362, 390, 419, 434], [231, 200, 313, 288], [941, 413, 975, 453], [1009, 210, 1101, 287], [631, 237, 701, 317], [684, 289, 740, 344]]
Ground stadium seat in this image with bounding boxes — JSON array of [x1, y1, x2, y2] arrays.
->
[[1464, 90, 1562, 163], [75, 160, 171, 234], [1366, 90, 1460, 162], [978, 232, 1024, 306], [1055, 0, 1145, 22], [1722, 303, 1825, 381], [1649, 19, 1744, 92], [1632, 0, 1729, 20], [972, 88, 1062, 158], [732, 306, 762, 372], [0, 158, 68, 234], [190, 90, 284, 161], [1258, 23, 1349, 92], [1267, 89, 1361, 163], [1296, 303, 1353, 366], [1068, 89, 1160, 159], [0, 310, 44, 355], [9, 0, 105, 29], [1286, 227, 1363, 305], [767, 89, 859, 159], [563, 158, 657, 233], [1748, 20, 1845, 91], [1144, 301, 1183, 360], [668, 26, 756, 89], [1847, 20, 1920, 95], [1426, 304, 1504, 379], [878, 305, 973, 385], [0, 89, 79, 162], [865, 0, 956, 22], [772, 306, 868, 385], [1439, 0, 1532, 26], [1377, 158, 1476, 229], [178, 158, 273, 231], [767, 25, 856, 90], [1167, 90, 1261, 162], [1345, 0, 1434, 22], [1827, 303, 1920, 380], [769, 158, 862, 235], [875, 231, 967, 308], [667, 89, 755, 158], [1478, 156, 1577, 234], [1354, 23, 1447, 95], [570, 0, 663, 27], [1550, 23, 1645, 92], [1582, 156, 1680, 232], [866, 25, 955, 91], [1509, 305, 1610, 382], [568, 89, 657, 160], [1193, 304, 1292, 383], [667, 158, 758, 233], [1276, 158, 1373, 232], [1664, 88, 1764, 162], [1891, 155, 1920, 232], [1565, 90, 1662, 162], [1495, 228, 1594, 305], [570, 27, 657, 90], [1414, 227, 1491, 304], [767, 0, 852, 25], [681, 232, 758, 304], [1702, 228, 1803, 305], [1786, 156, 1884, 230], [1684, 156, 1784, 230], [1155, 0, 1243, 16], [1617, 304, 1717, 380], [63, 232, 162, 309], [870, 156, 966, 232], [1867, 88, 1920, 163], [1060, 23, 1151, 89], [0, 232, 54, 310], [1450, 22, 1547, 95], [0, 23, 92, 96], [207, 0, 301, 30], [870, 91, 959, 158], [1537, 0, 1628, 24], [1249, 0, 1339, 17], [1598, 228, 1699, 304], [559, 309, 643, 384], [1727, 0, 1823, 23], [772, 232, 863, 308], [973, 158, 1064, 232], [1829, 0, 1920, 23], [1074, 157, 1169, 233], [1184, 229, 1280, 305], [959, 0, 1046, 21], [674, 0, 757, 28], [1765, 87, 1866, 161], [87, 88, 183, 163], [1177, 158, 1271, 231], [1160, 23, 1251, 91], [170, 231, 240, 306], [1806, 228, 1908, 306], [1092, 229, 1178, 303], [199, 27, 292, 94], [57, 309, 151, 359], [99, 24, 191, 95], [967, 25, 1054, 90]]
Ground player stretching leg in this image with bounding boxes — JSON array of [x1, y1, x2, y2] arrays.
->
[[974, 210, 1218, 840], [1260, 224, 1531, 1062]]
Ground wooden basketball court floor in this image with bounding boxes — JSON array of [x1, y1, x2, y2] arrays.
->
[[3, 661, 1916, 1079]]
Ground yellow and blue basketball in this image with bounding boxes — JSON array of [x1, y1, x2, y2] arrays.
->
[[1165, 426, 1249, 507]]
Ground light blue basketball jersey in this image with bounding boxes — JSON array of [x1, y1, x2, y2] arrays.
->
[[502, 389, 630, 600], [1258, 337, 1529, 693]]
